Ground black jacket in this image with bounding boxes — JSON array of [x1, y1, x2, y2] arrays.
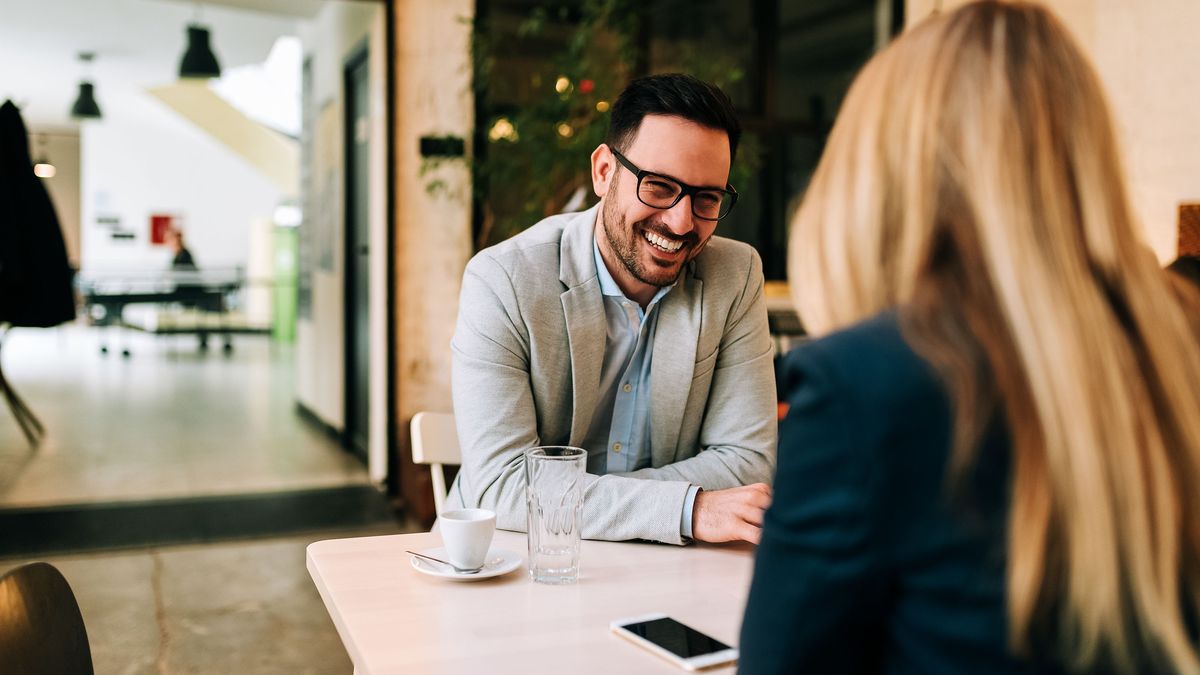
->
[[741, 312, 1069, 674], [0, 100, 74, 327]]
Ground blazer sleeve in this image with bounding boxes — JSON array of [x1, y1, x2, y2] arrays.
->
[[738, 344, 890, 674], [451, 253, 695, 544], [449, 253, 540, 529]]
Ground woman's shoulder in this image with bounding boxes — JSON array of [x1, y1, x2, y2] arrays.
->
[[781, 310, 945, 414]]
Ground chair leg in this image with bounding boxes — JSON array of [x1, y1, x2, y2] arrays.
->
[[431, 465, 447, 516], [0, 326, 45, 447]]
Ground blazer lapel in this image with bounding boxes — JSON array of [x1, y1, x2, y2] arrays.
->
[[650, 272, 702, 465], [559, 206, 606, 445]]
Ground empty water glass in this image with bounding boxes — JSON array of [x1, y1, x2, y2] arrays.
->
[[524, 446, 586, 584]]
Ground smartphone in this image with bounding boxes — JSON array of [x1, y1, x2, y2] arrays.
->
[[611, 613, 738, 671]]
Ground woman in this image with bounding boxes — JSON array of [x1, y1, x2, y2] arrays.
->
[[739, 2, 1200, 674]]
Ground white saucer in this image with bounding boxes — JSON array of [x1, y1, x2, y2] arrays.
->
[[409, 547, 523, 581]]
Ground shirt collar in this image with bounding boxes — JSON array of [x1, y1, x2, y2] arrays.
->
[[592, 232, 674, 306]]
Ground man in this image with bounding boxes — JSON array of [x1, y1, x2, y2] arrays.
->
[[167, 228, 197, 270], [445, 74, 776, 545]]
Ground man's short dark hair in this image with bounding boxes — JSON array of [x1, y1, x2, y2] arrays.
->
[[606, 73, 741, 164]]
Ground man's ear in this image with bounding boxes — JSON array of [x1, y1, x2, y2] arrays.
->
[[591, 144, 614, 198]]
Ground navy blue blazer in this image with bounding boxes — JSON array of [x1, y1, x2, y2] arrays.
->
[[739, 312, 1067, 675]]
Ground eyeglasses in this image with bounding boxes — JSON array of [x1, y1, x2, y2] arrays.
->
[[610, 149, 738, 221]]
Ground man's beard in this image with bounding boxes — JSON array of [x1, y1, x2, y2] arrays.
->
[[601, 191, 706, 289]]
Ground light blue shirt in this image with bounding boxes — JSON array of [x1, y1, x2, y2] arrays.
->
[[583, 236, 702, 539]]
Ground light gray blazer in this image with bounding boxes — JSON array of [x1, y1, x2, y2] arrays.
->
[[445, 204, 777, 545]]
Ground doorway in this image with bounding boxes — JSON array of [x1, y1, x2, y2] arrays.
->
[[343, 43, 371, 463]]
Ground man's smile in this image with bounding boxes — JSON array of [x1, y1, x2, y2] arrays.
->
[[643, 229, 684, 253]]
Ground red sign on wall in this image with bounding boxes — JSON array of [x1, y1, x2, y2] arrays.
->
[[150, 214, 173, 245]]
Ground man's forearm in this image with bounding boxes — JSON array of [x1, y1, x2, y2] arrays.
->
[[472, 467, 696, 545], [614, 443, 775, 489]]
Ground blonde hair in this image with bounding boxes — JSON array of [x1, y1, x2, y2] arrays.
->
[[790, 1, 1200, 672]]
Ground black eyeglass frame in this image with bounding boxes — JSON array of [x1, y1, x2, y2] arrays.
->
[[610, 148, 739, 221]]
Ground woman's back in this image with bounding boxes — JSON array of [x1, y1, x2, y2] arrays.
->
[[743, 310, 1200, 673], [744, 1, 1200, 672], [740, 312, 1137, 674]]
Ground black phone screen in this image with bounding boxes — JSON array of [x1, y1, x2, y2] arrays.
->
[[619, 617, 733, 658]]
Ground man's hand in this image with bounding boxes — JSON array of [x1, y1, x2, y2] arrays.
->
[[691, 483, 772, 544]]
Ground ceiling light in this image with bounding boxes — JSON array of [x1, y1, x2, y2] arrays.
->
[[70, 52, 102, 119], [70, 83, 101, 119], [179, 24, 222, 79], [33, 134, 56, 178], [273, 203, 302, 228]]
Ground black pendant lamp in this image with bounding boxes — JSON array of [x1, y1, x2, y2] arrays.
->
[[70, 83, 101, 119], [70, 53, 102, 119], [179, 24, 221, 79]]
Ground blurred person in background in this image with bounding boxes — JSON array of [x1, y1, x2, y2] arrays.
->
[[739, 1, 1200, 673], [167, 227, 196, 271]]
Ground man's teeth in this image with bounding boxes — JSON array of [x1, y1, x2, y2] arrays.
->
[[644, 231, 684, 252]]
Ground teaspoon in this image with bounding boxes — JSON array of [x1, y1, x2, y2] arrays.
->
[[406, 550, 482, 574]]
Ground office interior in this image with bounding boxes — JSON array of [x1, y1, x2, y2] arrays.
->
[[1, 0, 1197, 672]]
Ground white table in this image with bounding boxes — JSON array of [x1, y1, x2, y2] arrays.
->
[[307, 529, 756, 674]]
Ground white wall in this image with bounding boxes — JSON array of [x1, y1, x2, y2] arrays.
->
[[29, 130, 81, 267], [367, 13, 389, 484], [80, 84, 283, 273], [906, 0, 1200, 262], [294, 3, 385, 475]]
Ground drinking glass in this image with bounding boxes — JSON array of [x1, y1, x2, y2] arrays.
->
[[524, 446, 586, 584]]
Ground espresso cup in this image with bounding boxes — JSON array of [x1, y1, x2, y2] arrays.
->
[[439, 508, 496, 570]]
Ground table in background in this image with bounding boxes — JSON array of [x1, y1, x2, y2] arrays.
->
[[307, 529, 755, 674], [79, 269, 268, 354]]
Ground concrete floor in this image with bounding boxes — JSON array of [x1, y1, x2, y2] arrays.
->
[[0, 528, 411, 674], [0, 324, 368, 507], [0, 324, 418, 673]]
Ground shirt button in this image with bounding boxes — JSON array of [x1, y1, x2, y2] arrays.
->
[[622, 383, 632, 393], [613, 443, 622, 453]]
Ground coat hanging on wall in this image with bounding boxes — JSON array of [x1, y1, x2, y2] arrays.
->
[[0, 99, 75, 326], [0, 99, 76, 446]]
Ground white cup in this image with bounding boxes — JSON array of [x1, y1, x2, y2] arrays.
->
[[439, 508, 496, 570]]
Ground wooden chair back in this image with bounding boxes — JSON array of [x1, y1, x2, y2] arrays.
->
[[410, 411, 461, 515]]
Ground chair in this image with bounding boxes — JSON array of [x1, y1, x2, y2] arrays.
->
[[410, 411, 461, 515], [0, 562, 94, 674]]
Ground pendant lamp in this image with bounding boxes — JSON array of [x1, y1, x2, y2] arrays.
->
[[69, 52, 102, 119], [179, 24, 221, 79], [33, 135, 56, 178]]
